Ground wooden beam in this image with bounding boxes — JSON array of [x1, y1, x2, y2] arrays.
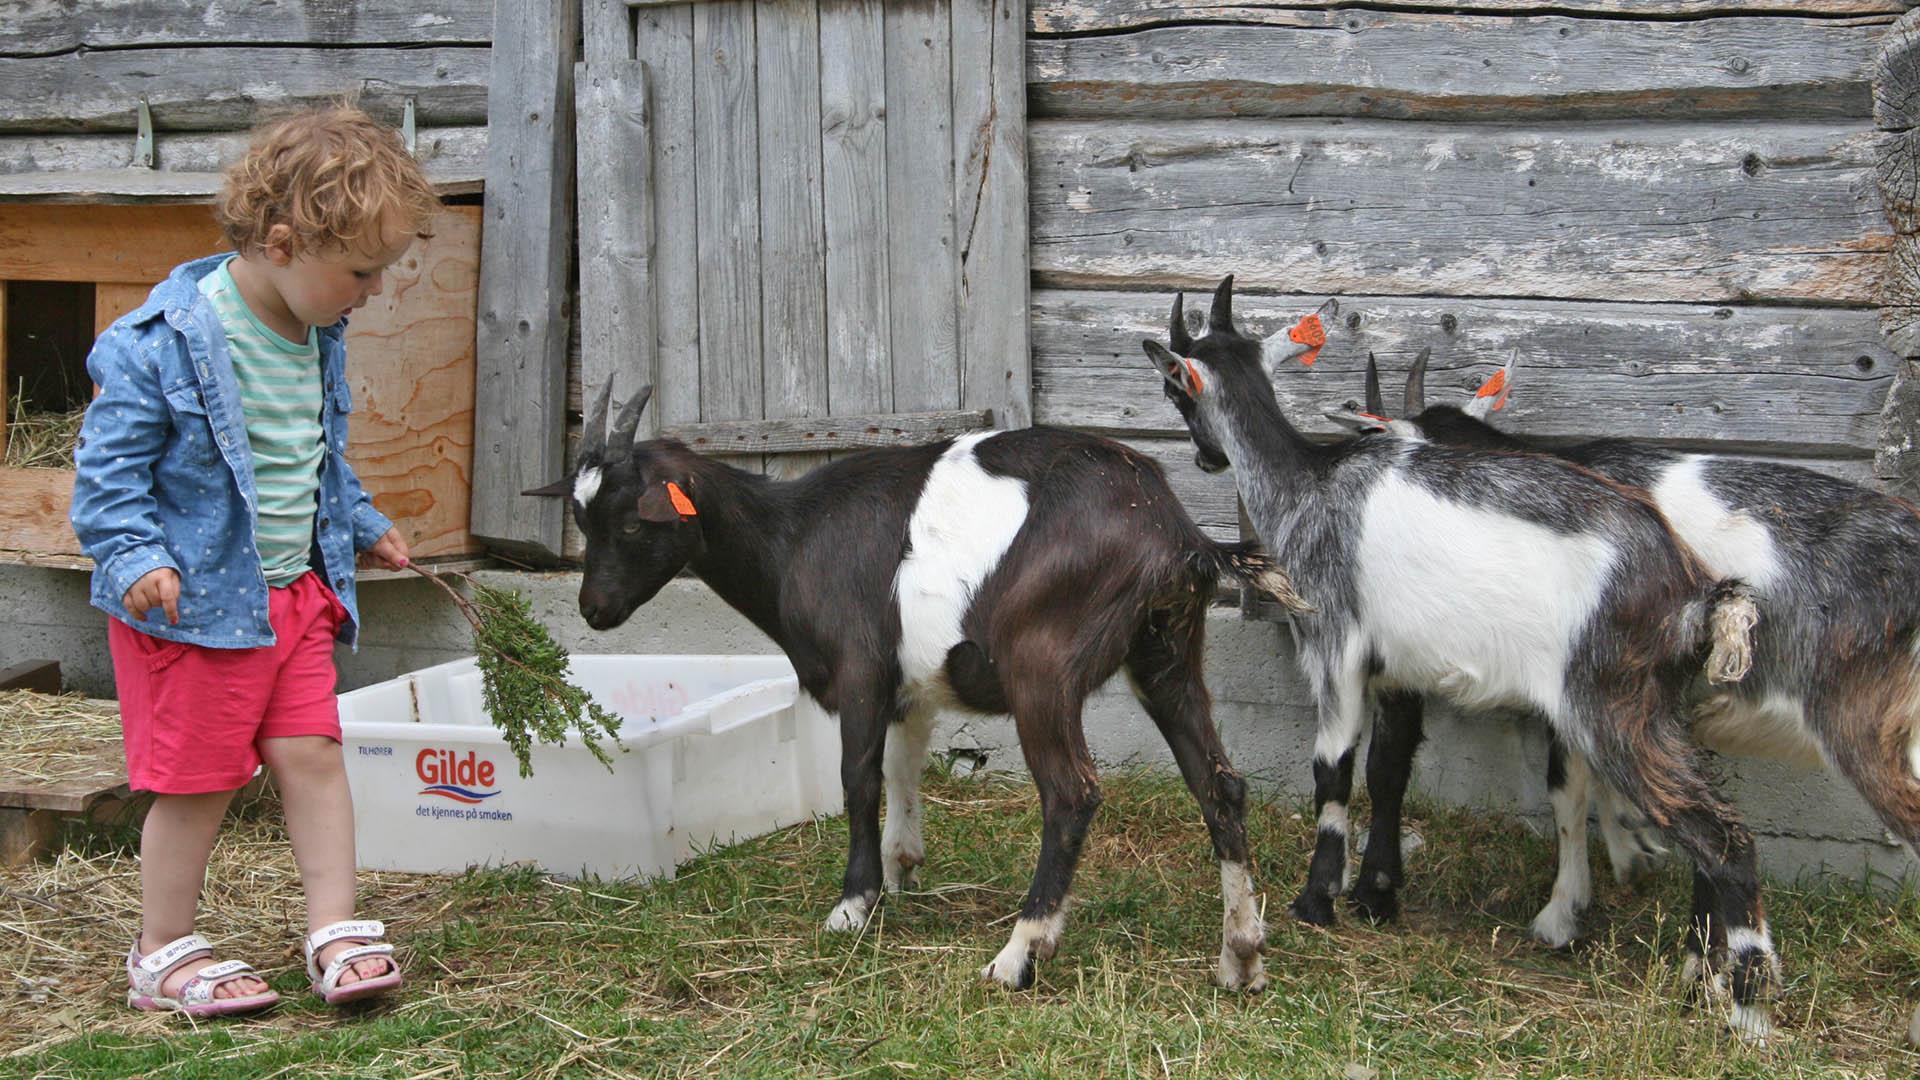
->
[[884, 0, 960, 413], [573, 59, 657, 449], [0, 661, 60, 694], [1032, 0, 1904, 33], [661, 410, 993, 454], [0, 204, 222, 283], [821, 1, 892, 419], [2, 0, 492, 52], [692, 2, 764, 465], [93, 283, 149, 337], [1876, 8, 1920, 131], [1032, 118, 1890, 306], [469, 0, 580, 561], [633, 4, 700, 436], [1034, 289, 1896, 457], [0, 280, 7, 464], [0, 47, 491, 134], [0, 128, 488, 204], [1027, 13, 1884, 121]]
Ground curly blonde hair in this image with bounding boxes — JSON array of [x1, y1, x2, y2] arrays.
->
[[215, 105, 439, 256]]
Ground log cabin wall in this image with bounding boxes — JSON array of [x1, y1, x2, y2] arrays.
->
[[1025, 0, 1911, 543]]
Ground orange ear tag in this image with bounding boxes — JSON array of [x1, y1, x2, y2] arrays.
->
[[666, 481, 698, 516], [1288, 313, 1327, 366], [1183, 359, 1206, 394], [1474, 368, 1510, 411], [1354, 411, 1389, 422]]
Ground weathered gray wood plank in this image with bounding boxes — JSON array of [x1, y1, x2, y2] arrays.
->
[[575, 61, 657, 442], [1878, 127, 1920, 232], [821, 0, 893, 416], [470, 0, 580, 559], [885, 1, 961, 412], [0, 127, 487, 200], [953, 0, 1033, 429], [692, 1, 763, 444], [1031, 0, 1905, 33], [757, 0, 831, 479], [584, 0, 635, 64], [662, 409, 993, 453], [1027, 14, 1886, 121], [635, 4, 702, 432], [1032, 119, 1890, 306], [1031, 289, 1896, 457], [3, 0, 492, 53], [0, 47, 490, 133]]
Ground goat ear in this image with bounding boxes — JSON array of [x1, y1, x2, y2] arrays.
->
[[1404, 347, 1430, 416], [637, 479, 695, 523], [1142, 340, 1203, 397], [1364, 353, 1386, 416], [522, 479, 571, 498], [1464, 352, 1515, 419]]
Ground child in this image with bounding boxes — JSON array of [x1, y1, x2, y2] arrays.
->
[[69, 105, 438, 1016]]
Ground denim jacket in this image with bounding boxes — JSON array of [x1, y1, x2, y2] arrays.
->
[[69, 254, 394, 649]]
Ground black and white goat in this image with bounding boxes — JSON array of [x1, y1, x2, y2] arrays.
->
[[1144, 277, 1777, 1036], [526, 384, 1302, 992], [1328, 352, 1920, 1045]]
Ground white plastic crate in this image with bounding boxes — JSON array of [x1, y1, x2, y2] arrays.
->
[[337, 654, 842, 880]]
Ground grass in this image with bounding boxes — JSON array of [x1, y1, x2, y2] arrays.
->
[[4, 766, 1920, 1078]]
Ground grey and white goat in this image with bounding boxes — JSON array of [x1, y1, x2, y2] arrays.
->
[[1329, 352, 1920, 1045], [526, 383, 1302, 992], [1145, 277, 1776, 1037]]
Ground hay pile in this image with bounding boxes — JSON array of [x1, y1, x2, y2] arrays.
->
[[0, 690, 123, 791], [3, 387, 86, 471]]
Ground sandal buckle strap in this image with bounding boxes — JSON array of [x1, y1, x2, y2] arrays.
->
[[306, 919, 385, 953], [134, 934, 214, 976]]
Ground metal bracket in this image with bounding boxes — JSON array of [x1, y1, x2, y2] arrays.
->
[[133, 96, 155, 169], [402, 97, 417, 156]]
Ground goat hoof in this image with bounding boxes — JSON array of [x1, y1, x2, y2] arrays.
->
[[1527, 904, 1581, 950], [824, 893, 875, 933], [1348, 881, 1400, 924], [1610, 847, 1667, 889], [1216, 946, 1267, 993], [1728, 1002, 1773, 1045], [882, 852, 923, 894], [981, 951, 1037, 991], [1289, 891, 1338, 927], [1907, 1004, 1920, 1048]]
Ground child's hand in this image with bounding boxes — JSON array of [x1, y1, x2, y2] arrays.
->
[[362, 526, 411, 571], [123, 568, 181, 624]]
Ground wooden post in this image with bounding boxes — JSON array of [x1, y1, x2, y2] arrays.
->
[[1876, 10, 1920, 497], [470, 0, 581, 561]]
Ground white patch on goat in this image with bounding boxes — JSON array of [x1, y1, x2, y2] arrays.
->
[[1216, 861, 1267, 991], [1354, 473, 1617, 718], [1533, 752, 1593, 949], [1648, 457, 1783, 591], [1594, 779, 1668, 885], [825, 894, 874, 932], [895, 433, 1030, 696], [882, 707, 935, 893], [572, 466, 603, 509], [983, 907, 1068, 989], [1692, 692, 1824, 770]]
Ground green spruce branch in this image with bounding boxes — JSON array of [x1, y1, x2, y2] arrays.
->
[[408, 565, 624, 778]]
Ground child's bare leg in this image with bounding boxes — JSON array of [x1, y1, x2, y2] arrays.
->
[[261, 735, 391, 984], [139, 789, 271, 998]]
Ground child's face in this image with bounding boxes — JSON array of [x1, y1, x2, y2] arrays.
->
[[262, 221, 417, 330]]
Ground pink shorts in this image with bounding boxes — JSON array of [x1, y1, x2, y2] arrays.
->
[[109, 571, 347, 795]]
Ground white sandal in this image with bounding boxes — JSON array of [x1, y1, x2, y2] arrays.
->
[[127, 933, 279, 1017], [304, 919, 402, 1005]]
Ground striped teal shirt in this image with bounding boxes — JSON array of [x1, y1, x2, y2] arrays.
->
[[197, 259, 325, 588]]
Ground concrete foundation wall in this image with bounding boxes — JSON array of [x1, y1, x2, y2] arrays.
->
[[3, 563, 1909, 885]]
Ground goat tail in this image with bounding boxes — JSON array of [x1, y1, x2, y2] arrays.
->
[[1699, 578, 1759, 685], [1208, 541, 1315, 615]]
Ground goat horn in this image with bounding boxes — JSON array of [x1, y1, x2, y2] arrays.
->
[[607, 384, 656, 459], [1404, 347, 1430, 416], [1209, 275, 1235, 336], [581, 381, 614, 463], [1169, 291, 1192, 354], [1365, 353, 1386, 416]]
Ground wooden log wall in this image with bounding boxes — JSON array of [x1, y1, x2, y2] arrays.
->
[[1027, 0, 1910, 538], [0, 0, 494, 199]]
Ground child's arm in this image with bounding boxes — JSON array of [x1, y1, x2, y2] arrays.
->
[[69, 325, 183, 616]]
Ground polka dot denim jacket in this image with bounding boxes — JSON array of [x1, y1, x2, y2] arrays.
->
[[68, 255, 393, 649]]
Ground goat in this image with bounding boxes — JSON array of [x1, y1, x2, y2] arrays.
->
[[524, 383, 1305, 992], [1144, 276, 1779, 1038], [1328, 351, 1920, 1046]]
